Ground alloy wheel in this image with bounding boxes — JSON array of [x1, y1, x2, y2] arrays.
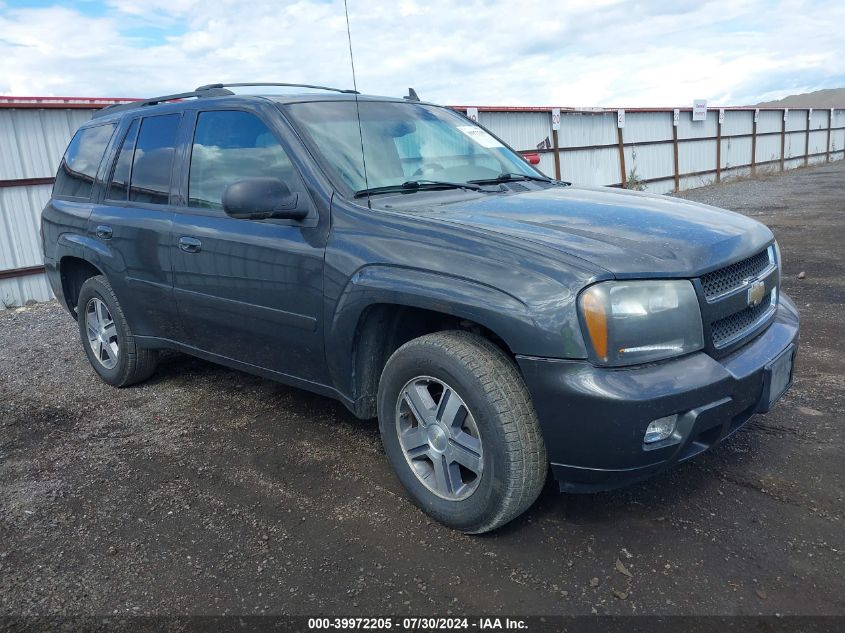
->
[[395, 376, 483, 501], [85, 297, 119, 370]]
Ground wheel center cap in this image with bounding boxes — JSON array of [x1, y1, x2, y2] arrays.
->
[[427, 425, 448, 452]]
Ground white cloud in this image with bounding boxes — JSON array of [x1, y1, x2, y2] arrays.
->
[[0, 0, 843, 105]]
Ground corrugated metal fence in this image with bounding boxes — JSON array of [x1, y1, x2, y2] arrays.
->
[[1, 98, 843, 308], [458, 105, 845, 193], [0, 97, 133, 308]]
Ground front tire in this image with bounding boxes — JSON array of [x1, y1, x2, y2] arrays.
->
[[378, 331, 547, 533], [77, 275, 158, 387]]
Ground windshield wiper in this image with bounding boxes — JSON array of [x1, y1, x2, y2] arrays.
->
[[354, 180, 483, 198], [468, 172, 554, 185]]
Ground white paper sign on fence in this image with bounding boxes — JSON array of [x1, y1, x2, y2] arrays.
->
[[718, 109, 725, 124], [466, 107, 479, 122], [692, 100, 707, 121], [617, 109, 625, 128], [551, 108, 560, 131], [673, 109, 680, 126]]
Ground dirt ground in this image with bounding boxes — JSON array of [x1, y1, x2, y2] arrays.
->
[[1, 161, 843, 617]]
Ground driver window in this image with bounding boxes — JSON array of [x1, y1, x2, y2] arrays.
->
[[189, 110, 297, 210]]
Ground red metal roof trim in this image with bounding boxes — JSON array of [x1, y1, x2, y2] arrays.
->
[[0, 96, 139, 109]]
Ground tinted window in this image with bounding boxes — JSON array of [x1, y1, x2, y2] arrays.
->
[[53, 123, 116, 199], [129, 114, 180, 205], [189, 110, 296, 210], [106, 119, 139, 202]]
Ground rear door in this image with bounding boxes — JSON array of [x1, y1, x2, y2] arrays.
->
[[170, 106, 328, 383], [90, 113, 183, 340]]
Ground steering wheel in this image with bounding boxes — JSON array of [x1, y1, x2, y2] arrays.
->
[[412, 163, 445, 178]]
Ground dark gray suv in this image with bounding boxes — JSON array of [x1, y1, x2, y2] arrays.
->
[[41, 84, 799, 533]]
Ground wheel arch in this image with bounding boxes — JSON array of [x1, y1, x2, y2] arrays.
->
[[58, 255, 106, 318], [327, 265, 537, 419], [53, 232, 116, 317]]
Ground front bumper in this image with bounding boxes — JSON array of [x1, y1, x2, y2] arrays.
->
[[517, 293, 800, 493]]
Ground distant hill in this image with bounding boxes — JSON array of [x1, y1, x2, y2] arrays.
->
[[756, 87, 845, 108]]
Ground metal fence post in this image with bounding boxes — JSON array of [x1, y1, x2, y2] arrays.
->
[[804, 109, 811, 167], [826, 108, 833, 163], [616, 121, 627, 187], [716, 112, 722, 182], [780, 110, 787, 171], [672, 110, 680, 192], [552, 129, 561, 180], [751, 110, 758, 175]]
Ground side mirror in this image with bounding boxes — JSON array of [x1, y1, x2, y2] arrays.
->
[[222, 177, 307, 221]]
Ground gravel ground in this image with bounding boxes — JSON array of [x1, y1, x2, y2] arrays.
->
[[1, 161, 843, 616]]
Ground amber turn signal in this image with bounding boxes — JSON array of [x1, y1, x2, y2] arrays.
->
[[579, 289, 608, 361]]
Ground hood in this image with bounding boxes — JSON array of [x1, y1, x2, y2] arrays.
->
[[424, 185, 774, 277]]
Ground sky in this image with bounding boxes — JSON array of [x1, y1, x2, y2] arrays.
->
[[0, 0, 843, 107]]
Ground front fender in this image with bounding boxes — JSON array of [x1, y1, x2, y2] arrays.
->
[[325, 264, 581, 403]]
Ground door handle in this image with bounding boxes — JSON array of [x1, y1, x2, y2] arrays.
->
[[95, 225, 113, 240], [179, 236, 202, 253]]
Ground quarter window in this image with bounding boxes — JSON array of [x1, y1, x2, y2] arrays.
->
[[129, 114, 181, 205], [188, 110, 296, 210], [53, 123, 116, 200]]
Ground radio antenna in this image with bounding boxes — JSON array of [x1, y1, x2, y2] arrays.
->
[[344, 0, 370, 208]]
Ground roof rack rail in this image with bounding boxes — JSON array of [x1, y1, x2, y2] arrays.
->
[[195, 82, 359, 94], [91, 86, 235, 118]]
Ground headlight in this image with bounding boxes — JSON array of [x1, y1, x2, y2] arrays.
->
[[578, 280, 704, 366]]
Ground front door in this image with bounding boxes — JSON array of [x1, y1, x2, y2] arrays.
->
[[171, 108, 327, 383]]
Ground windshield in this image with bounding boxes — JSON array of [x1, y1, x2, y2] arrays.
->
[[283, 101, 539, 193]]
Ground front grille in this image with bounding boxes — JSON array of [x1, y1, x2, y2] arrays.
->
[[700, 249, 771, 300], [711, 291, 774, 347]]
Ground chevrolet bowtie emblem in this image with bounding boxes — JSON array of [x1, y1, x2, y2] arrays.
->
[[747, 280, 766, 307]]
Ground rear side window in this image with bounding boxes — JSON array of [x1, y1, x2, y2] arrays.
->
[[106, 119, 140, 201], [53, 123, 116, 200], [128, 114, 181, 205], [188, 110, 297, 210]]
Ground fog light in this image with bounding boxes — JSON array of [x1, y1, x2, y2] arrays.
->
[[644, 414, 678, 444]]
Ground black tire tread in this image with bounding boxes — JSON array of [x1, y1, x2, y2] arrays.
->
[[78, 275, 158, 387], [385, 331, 547, 533]]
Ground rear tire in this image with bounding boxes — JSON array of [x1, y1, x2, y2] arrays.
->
[[378, 331, 547, 533], [77, 275, 158, 387]]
